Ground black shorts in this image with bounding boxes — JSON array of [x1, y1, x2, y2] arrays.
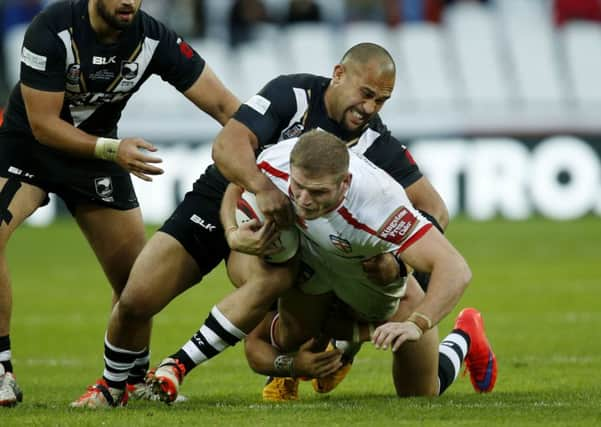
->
[[0, 129, 138, 213], [158, 190, 230, 276]]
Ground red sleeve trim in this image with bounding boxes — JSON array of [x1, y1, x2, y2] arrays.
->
[[397, 223, 433, 253]]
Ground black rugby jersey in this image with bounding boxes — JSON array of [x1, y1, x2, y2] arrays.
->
[[1, 0, 205, 137], [195, 73, 421, 198]]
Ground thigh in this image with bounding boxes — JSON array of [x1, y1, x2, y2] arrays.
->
[[74, 204, 146, 294], [158, 190, 230, 277], [391, 326, 440, 397], [119, 231, 202, 317], [388, 275, 439, 396], [0, 177, 47, 244]]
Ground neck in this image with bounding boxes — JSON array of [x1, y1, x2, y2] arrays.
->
[[88, 1, 122, 44]]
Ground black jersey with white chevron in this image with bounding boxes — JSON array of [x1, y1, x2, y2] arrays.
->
[[1, 0, 205, 137], [194, 73, 421, 198]]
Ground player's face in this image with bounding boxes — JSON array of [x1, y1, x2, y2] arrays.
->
[[289, 167, 351, 220], [329, 60, 394, 132], [96, 0, 142, 31]]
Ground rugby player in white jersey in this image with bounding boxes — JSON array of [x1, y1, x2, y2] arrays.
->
[[151, 130, 497, 401], [228, 130, 497, 399]]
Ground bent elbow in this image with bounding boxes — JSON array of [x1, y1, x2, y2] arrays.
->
[[460, 260, 472, 290], [28, 118, 49, 144]]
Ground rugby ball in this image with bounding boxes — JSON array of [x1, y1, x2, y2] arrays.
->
[[235, 190, 300, 263]]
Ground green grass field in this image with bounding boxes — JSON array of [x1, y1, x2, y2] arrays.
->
[[2, 217, 600, 426]]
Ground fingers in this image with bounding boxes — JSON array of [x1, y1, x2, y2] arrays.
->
[[131, 160, 164, 175], [131, 170, 152, 182], [135, 139, 158, 153], [119, 139, 164, 176], [372, 324, 404, 351], [372, 322, 421, 351], [316, 359, 343, 378]]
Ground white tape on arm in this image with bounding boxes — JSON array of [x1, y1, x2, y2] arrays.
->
[[94, 137, 121, 161]]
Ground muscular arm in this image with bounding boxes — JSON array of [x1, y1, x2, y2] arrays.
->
[[212, 119, 269, 192], [221, 183, 244, 232], [398, 228, 471, 326], [404, 177, 449, 231], [212, 119, 293, 225], [183, 64, 240, 126], [245, 311, 343, 378], [22, 84, 98, 156], [21, 84, 163, 181]]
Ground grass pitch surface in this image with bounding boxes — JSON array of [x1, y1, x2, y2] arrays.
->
[[2, 217, 600, 426]]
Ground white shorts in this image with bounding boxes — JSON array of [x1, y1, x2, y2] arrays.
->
[[298, 259, 407, 322]]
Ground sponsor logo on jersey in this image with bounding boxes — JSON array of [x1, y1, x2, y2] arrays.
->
[[378, 206, 417, 244], [90, 69, 116, 81], [177, 38, 194, 59], [8, 166, 34, 179], [121, 61, 139, 80], [67, 91, 129, 106], [329, 234, 352, 253], [282, 122, 304, 139], [190, 214, 217, 231], [66, 64, 81, 84], [94, 177, 114, 201], [92, 56, 117, 65], [245, 95, 271, 115], [21, 46, 47, 71]]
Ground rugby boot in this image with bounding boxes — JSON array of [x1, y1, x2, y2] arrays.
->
[[148, 357, 186, 404], [312, 342, 353, 393], [70, 378, 128, 408], [262, 377, 299, 401], [454, 308, 497, 393], [0, 366, 23, 407]]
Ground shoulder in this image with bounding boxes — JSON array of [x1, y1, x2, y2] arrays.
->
[[136, 9, 174, 40], [266, 73, 327, 91], [28, 0, 73, 33], [365, 115, 392, 141], [349, 152, 401, 200]]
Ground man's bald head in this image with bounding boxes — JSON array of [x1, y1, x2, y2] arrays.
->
[[340, 43, 396, 76]]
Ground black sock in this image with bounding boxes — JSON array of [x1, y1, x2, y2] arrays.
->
[[437, 329, 470, 395], [172, 306, 246, 374], [0, 335, 13, 373], [127, 348, 150, 385]]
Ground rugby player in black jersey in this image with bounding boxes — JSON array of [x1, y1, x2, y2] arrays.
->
[[141, 43, 454, 404], [0, 0, 239, 407]]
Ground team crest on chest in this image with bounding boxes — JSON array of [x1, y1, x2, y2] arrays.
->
[[121, 61, 139, 80], [282, 122, 304, 139], [329, 234, 352, 253], [66, 63, 81, 85]]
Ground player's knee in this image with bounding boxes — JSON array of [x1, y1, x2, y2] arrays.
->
[[116, 287, 155, 322], [394, 381, 439, 398]]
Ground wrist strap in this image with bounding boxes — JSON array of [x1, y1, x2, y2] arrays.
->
[[273, 354, 295, 377], [94, 137, 121, 161], [407, 311, 433, 335]]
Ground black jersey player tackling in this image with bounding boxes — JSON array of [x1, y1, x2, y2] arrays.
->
[[0, 0, 239, 407]]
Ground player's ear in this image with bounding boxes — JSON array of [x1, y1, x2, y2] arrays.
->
[[332, 64, 345, 83], [341, 172, 352, 191]]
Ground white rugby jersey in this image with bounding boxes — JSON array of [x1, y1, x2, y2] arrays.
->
[[256, 138, 433, 321]]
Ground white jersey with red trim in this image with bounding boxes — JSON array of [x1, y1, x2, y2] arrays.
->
[[256, 138, 433, 321]]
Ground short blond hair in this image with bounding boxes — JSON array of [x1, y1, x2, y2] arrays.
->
[[290, 130, 349, 179]]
